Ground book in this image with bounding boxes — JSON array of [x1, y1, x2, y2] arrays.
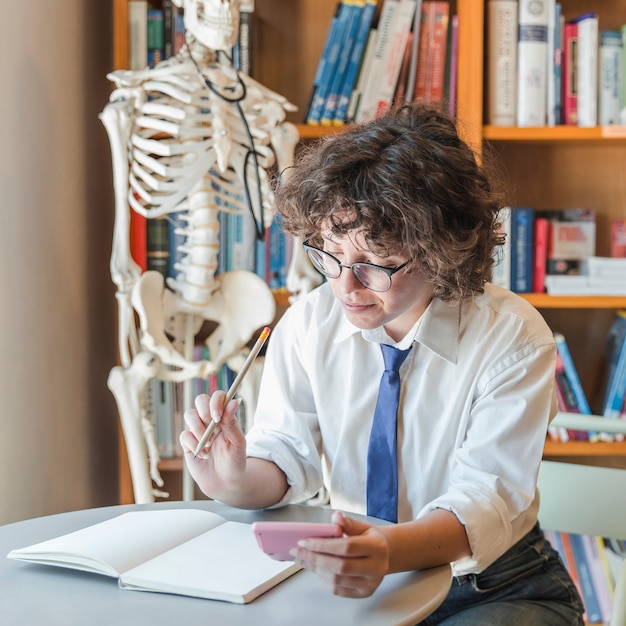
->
[[355, 0, 417, 122], [404, 0, 424, 103], [234, 1, 255, 76], [321, 0, 367, 125], [568, 533, 603, 624], [546, 208, 596, 276], [611, 219, 626, 257], [128, 0, 148, 70], [510, 207, 534, 293], [446, 13, 459, 118], [533, 214, 549, 293], [334, 0, 378, 125], [487, 0, 518, 126], [305, 2, 345, 125], [558, 532, 586, 621], [602, 313, 626, 422], [413, 1, 450, 108], [572, 13, 598, 128], [392, 31, 414, 107], [552, 2, 563, 125], [130, 201, 148, 272], [347, 26, 379, 121], [581, 533, 613, 623], [554, 351, 587, 441], [562, 21, 578, 125], [491, 207, 511, 290], [553, 332, 593, 426], [162, 0, 181, 60], [147, 7, 164, 68], [545, 0, 555, 126], [7, 509, 300, 604], [147, 215, 170, 278], [516, 0, 549, 126], [599, 30, 623, 126]]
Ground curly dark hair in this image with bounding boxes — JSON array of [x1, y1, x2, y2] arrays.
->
[[272, 103, 507, 302]]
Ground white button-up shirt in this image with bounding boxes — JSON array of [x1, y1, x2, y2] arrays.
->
[[247, 282, 557, 575]]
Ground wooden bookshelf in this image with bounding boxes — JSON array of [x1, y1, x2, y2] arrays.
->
[[114, 0, 626, 501]]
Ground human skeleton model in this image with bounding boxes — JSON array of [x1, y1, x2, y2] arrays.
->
[[100, 0, 320, 503]]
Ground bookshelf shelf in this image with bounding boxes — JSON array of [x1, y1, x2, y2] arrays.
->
[[544, 440, 626, 459], [484, 125, 626, 143], [521, 295, 626, 310]]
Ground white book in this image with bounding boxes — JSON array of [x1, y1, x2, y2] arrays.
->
[[516, 0, 550, 126], [491, 207, 512, 289], [348, 27, 379, 121], [545, 0, 556, 126], [574, 12, 598, 127], [7, 509, 300, 605], [599, 30, 623, 126], [487, 0, 519, 126], [356, 0, 416, 122], [128, 0, 148, 71]]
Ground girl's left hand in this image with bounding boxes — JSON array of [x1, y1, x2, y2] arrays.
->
[[290, 511, 390, 598]]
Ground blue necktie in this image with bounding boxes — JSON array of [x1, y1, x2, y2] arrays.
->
[[366, 344, 412, 523]]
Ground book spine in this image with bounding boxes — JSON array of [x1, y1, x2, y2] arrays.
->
[[236, 1, 255, 76], [599, 30, 623, 126], [393, 31, 414, 106], [562, 22, 578, 125], [552, 2, 562, 125], [424, 2, 450, 107], [568, 533, 603, 624], [533, 215, 548, 293], [321, 0, 366, 126], [553, 332, 592, 415], [147, 215, 170, 278], [367, 0, 417, 119], [307, 2, 351, 125], [559, 532, 587, 622], [355, 0, 402, 122], [347, 27, 379, 121], [491, 207, 511, 290], [130, 201, 148, 272], [487, 0, 519, 126], [582, 534, 613, 623], [334, 0, 378, 125], [147, 8, 164, 68], [128, 0, 148, 70], [611, 219, 626, 257], [555, 351, 586, 441], [510, 207, 534, 293], [446, 13, 459, 118], [603, 328, 626, 420], [162, 0, 175, 59], [516, 0, 549, 126], [573, 13, 598, 128], [545, 0, 556, 127]]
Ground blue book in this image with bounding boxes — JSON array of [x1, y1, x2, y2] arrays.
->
[[307, 2, 353, 125], [568, 533, 603, 624], [334, 0, 378, 125], [602, 311, 626, 416], [603, 318, 626, 419], [553, 332, 592, 414], [320, 1, 366, 126], [510, 207, 534, 293]]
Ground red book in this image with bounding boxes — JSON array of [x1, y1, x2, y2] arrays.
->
[[562, 22, 578, 125], [413, 1, 450, 107], [611, 219, 626, 257], [533, 216, 548, 293], [130, 205, 147, 272]]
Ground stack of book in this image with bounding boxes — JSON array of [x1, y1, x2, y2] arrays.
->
[[492, 207, 601, 295], [305, 0, 459, 126], [548, 314, 626, 443], [488, 1, 626, 127]]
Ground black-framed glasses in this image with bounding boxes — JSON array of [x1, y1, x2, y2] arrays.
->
[[303, 240, 409, 293]]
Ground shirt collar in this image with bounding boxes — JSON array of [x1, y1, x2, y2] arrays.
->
[[332, 296, 461, 364]]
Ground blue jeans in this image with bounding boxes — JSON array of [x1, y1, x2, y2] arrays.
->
[[418, 524, 584, 625]]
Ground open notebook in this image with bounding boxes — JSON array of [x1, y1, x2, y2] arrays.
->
[[7, 509, 300, 604]]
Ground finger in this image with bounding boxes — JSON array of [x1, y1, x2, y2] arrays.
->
[[332, 511, 373, 537], [194, 393, 212, 422]]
